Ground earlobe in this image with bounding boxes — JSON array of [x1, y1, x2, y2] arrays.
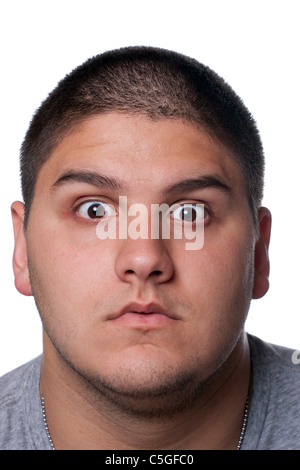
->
[[252, 207, 272, 299], [11, 201, 32, 296]]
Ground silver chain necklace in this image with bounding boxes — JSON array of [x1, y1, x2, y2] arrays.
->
[[236, 394, 249, 450], [41, 394, 249, 451], [41, 396, 56, 451]]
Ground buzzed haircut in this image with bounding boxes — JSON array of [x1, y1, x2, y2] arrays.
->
[[20, 46, 264, 229]]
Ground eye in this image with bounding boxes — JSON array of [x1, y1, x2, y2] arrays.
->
[[170, 203, 205, 223], [76, 201, 117, 220]]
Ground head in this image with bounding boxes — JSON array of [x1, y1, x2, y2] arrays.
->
[[12, 47, 271, 415], [20, 46, 264, 230]]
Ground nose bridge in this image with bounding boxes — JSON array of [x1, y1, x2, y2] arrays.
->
[[115, 236, 174, 283]]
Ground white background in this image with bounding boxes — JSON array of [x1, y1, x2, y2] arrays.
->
[[0, 0, 299, 376]]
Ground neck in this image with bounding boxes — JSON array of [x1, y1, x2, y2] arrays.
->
[[40, 332, 250, 450]]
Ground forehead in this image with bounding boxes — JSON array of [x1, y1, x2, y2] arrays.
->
[[37, 113, 246, 195]]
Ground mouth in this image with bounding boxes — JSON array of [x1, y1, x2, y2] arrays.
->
[[108, 302, 180, 327]]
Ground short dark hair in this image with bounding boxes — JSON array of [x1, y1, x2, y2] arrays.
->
[[20, 46, 264, 229]]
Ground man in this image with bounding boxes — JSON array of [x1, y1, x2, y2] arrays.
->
[[1, 46, 299, 450]]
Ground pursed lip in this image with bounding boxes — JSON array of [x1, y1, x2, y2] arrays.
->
[[107, 302, 180, 322]]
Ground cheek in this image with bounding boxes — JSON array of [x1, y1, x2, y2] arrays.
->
[[178, 229, 254, 328], [28, 238, 121, 363], [27, 223, 117, 321]]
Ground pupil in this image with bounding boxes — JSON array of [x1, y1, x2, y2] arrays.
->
[[88, 204, 105, 218], [182, 206, 196, 222]]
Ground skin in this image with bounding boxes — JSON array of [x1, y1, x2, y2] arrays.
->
[[11, 113, 271, 449]]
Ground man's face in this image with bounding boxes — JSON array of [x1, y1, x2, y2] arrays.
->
[[18, 114, 259, 411]]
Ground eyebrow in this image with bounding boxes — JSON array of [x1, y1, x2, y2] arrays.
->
[[51, 170, 127, 193], [51, 169, 232, 199], [162, 174, 232, 197]]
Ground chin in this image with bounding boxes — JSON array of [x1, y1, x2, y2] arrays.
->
[[77, 356, 216, 418]]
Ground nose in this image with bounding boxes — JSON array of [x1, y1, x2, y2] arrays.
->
[[115, 238, 174, 284]]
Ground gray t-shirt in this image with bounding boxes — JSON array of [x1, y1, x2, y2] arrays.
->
[[0, 334, 300, 450]]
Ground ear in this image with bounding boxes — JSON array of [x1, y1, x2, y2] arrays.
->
[[11, 201, 32, 296], [252, 207, 272, 299]]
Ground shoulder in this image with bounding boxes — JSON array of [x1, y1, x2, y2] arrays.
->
[[248, 333, 300, 401], [0, 356, 42, 406], [0, 356, 43, 450], [248, 333, 300, 379], [246, 334, 300, 450], [248, 333, 299, 365]]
